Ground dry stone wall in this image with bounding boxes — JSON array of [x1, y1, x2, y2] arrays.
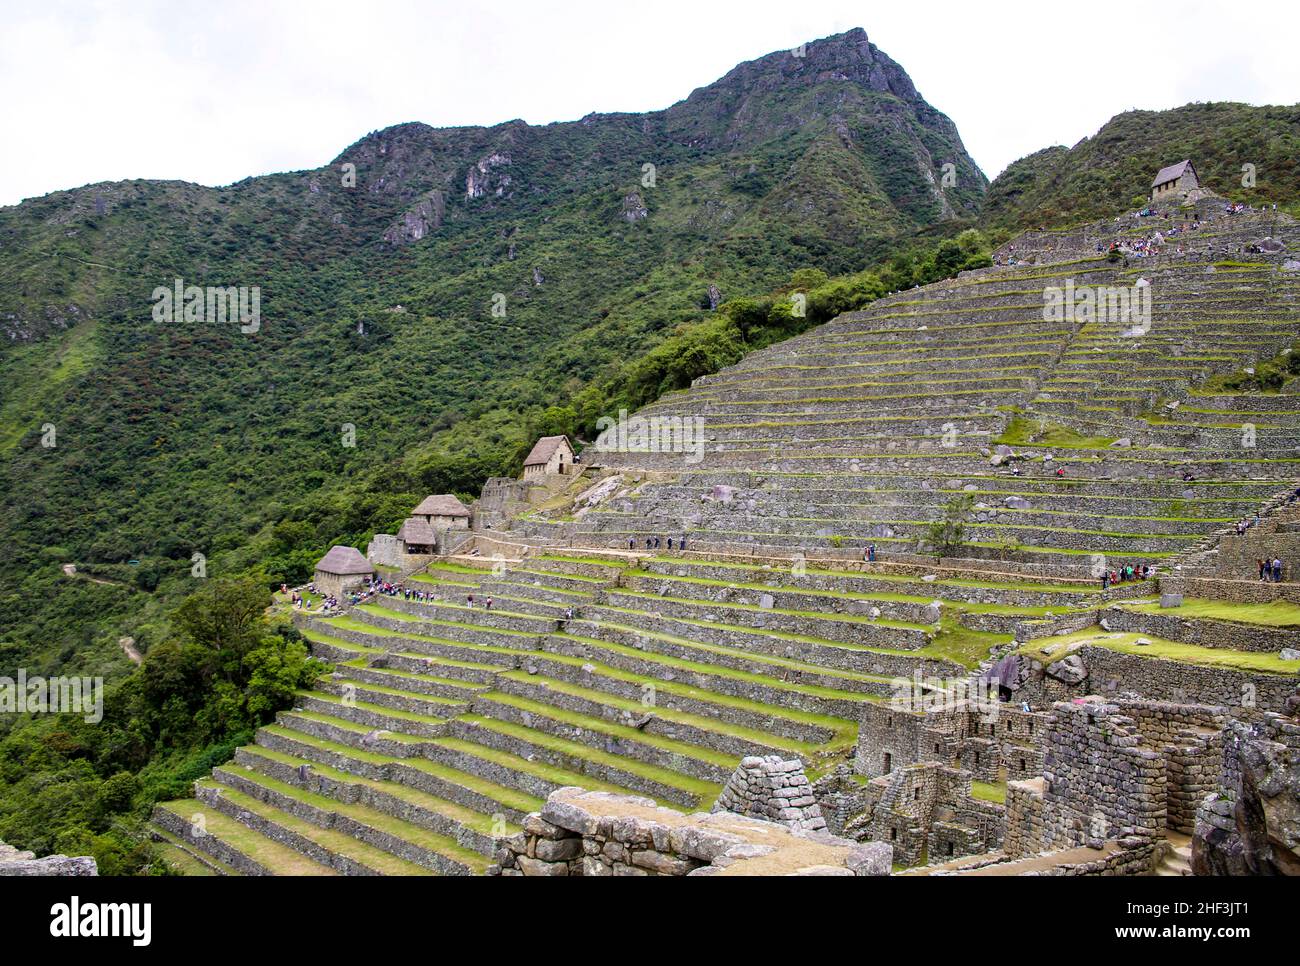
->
[[713, 756, 827, 831], [490, 788, 891, 876]]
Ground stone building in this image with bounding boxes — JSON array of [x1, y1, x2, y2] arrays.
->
[[1150, 160, 1200, 203], [843, 697, 1047, 864], [522, 435, 575, 479], [1005, 697, 1225, 857], [313, 545, 373, 598], [411, 493, 471, 529], [854, 699, 1048, 784], [395, 517, 437, 555]]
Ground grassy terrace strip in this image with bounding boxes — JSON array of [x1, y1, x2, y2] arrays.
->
[[149, 827, 233, 875], [350, 604, 538, 638], [457, 714, 723, 805], [492, 670, 854, 753], [194, 779, 438, 875], [553, 629, 881, 702], [154, 801, 338, 875], [475, 690, 740, 768], [255, 726, 545, 815], [1018, 629, 1300, 675], [591, 602, 919, 660], [234, 744, 520, 838], [431, 735, 641, 798], [513, 648, 858, 737], [1120, 597, 1300, 628], [209, 767, 492, 872], [608, 587, 932, 632], [567, 616, 896, 686], [639, 557, 1103, 594], [625, 569, 1080, 618]]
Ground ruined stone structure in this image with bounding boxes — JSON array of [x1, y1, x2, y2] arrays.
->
[[712, 755, 827, 831], [490, 787, 889, 876]]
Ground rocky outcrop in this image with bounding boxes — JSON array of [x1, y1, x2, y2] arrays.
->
[[0, 840, 97, 876], [1192, 715, 1300, 875]]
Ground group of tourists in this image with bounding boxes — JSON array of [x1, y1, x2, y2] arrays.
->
[[465, 593, 494, 610], [1235, 514, 1262, 534], [370, 578, 433, 603], [628, 535, 689, 552], [1100, 563, 1154, 589], [1258, 558, 1286, 582]]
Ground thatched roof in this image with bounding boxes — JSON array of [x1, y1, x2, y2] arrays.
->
[[315, 545, 373, 575], [397, 517, 437, 546], [524, 435, 572, 466], [412, 493, 470, 518], [1152, 160, 1194, 188]]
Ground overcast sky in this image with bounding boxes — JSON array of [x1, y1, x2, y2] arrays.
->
[[2, 0, 1297, 208]]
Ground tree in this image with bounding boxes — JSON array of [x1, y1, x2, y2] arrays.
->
[[172, 576, 272, 664], [924, 494, 974, 558]]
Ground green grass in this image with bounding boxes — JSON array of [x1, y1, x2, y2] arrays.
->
[[1121, 596, 1300, 628], [995, 415, 1117, 450], [1019, 629, 1300, 675], [970, 780, 1006, 805]]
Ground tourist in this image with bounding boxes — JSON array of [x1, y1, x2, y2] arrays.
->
[[680, 536, 688, 551], [1258, 559, 1268, 581], [867, 543, 877, 562], [1272, 557, 1283, 582], [667, 537, 674, 550], [467, 593, 475, 608], [485, 596, 493, 610], [1101, 571, 1109, 590]]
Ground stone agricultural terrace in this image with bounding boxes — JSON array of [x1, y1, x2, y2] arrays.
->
[[152, 199, 1300, 876]]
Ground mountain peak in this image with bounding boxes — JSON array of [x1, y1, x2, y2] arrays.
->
[[690, 27, 920, 106]]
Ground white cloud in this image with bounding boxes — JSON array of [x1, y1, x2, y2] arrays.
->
[[1, 0, 1296, 207]]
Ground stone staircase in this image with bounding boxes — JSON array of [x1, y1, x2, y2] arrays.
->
[[1155, 832, 1193, 876]]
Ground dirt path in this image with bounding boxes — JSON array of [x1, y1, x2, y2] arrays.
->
[[61, 563, 130, 588], [119, 637, 142, 664]]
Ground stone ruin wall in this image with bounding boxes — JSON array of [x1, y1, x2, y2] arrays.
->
[[1039, 700, 1168, 852], [490, 788, 891, 877], [1014, 645, 1297, 714], [711, 755, 827, 831]]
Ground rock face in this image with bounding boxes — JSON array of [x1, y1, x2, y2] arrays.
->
[[0, 840, 97, 876], [1045, 654, 1087, 685], [712, 755, 827, 831], [1192, 715, 1300, 875]]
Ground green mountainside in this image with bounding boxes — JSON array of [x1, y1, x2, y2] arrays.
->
[[1, 27, 1298, 873], [0, 28, 984, 674], [983, 102, 1300, 228]]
